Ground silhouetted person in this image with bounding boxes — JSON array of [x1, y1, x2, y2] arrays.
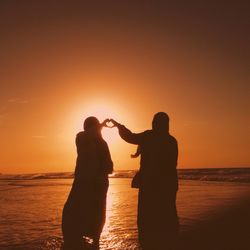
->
[[111, 112, 179, 250], [62, 117, 113, 250]]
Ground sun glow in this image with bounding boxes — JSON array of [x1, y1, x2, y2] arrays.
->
[[102, 126, 119, 144], [67, 102, 125, 145]]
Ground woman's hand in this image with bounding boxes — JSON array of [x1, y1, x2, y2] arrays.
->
[[109, 119, 121, 127], [101, 119, 111, 128], [101, 119, 121, 128]]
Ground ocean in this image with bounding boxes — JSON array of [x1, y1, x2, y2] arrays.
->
[[0, 168, 250, 249]]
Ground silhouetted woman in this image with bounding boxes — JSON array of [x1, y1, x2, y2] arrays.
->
[[62, 117, 113, 250], [111, 112, 179, 250]]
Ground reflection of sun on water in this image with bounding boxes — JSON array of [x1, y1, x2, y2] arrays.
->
[[102, 183, 114, 241]]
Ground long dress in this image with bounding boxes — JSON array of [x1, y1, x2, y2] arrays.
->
[[62, 131, 113, 249], [118, 125, 179, 249]]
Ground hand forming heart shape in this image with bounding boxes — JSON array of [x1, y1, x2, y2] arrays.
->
[[102, 119, 115, 128], [105, 120, 116, 128]]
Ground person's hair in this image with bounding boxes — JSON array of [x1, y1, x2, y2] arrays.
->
[[152, 112, 169, 132], [83, 116, 100, 131]]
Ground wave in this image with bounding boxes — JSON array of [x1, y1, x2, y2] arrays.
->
[[0, 168, 250, 183], [0, 172, 74, 180], [178, 168, 250, 183]]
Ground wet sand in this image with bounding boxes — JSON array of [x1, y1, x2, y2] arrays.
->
[[178, 197, 250, 250]]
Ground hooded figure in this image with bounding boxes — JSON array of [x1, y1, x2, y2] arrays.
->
[[62, 117, 113, 250], [111, 112, 179, 249]]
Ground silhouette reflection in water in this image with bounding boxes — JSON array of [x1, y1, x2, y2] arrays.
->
[[62, 117, 113, 250], [111, 112, 179, 250]]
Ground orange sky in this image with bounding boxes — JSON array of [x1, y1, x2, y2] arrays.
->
[[0, 1, 249, 174]]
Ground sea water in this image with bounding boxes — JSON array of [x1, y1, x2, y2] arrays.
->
[[1, 169, 250, 249]]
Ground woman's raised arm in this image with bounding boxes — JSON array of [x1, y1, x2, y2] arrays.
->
[[109, 119, 144, 145]]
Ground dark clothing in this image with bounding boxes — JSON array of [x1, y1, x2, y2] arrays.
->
[[62, 131, 113, 249], [118, 126, 178, 191], [118, 125, 179, 249]]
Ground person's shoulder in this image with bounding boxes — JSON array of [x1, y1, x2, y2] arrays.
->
[[143, 130, 152, 135], [141, 130, 152, 137], [76, 131, 85, 140], [76, 131, 84, 137], [140, 130, 154, 141], [168, 134, 178, 144]]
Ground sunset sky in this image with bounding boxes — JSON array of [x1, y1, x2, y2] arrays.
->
[[0, 1, 249, 174]]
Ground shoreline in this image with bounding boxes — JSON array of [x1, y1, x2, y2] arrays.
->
[[1, 177, 250, 184]]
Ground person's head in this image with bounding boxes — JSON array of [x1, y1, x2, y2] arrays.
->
[[152, 112, 169, 133], [83, 116, 101, 134]]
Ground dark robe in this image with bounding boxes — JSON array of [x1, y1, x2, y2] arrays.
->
[[62, 131, 113, 249], [118, 125, 179, 249]]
